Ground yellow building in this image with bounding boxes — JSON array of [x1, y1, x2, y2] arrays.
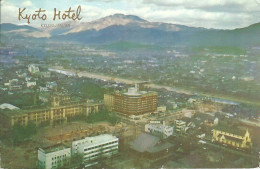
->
[[104, 94, 114, 111], [212, 129, 252, 149], [0, 96, 103, 128]]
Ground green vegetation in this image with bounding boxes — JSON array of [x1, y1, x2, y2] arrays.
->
[[79, 82, 106, 100], [65, 154, 85, 169], [0, 92, 39, 108], [4, 122, 37, 145], [86, 110, 119, 125]]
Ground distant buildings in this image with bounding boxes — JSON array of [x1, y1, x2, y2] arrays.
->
[[105, 86, 157, 116], [145, 121, 173, 138], [38, 143, 71, 169], [46, 82, 57, 90], [26, 81, 36, 88], [28, 64, 40, 74], [4, 79, 22, 91], [72, 134, 119, 168], [41, 72, 51, 78], [212, 129, 252, 149], [204, 117, 219, 127]]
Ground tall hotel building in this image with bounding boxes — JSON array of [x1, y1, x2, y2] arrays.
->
[[105, 87, 158, 116]]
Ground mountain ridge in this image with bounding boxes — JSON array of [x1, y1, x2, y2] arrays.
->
[[1, 14, 260, 47]]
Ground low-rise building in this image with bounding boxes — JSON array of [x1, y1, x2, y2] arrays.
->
[[38, 143, 71, 169], [145, 121, 173, 138], [72, 134, 119, 167], [26, 81, 36, 88], [41, 72, 51, 78], [212, 129, 252, 149], [173, 120, 189, 134], [129, 132, 174, 167], [28, 64, 39, 74], [40, 86, 49, 92], [157, 106, 166, 113], [204, 117, 219, 127], [46, 82, 57, 90]]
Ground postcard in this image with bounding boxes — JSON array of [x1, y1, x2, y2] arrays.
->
[[0, 0, 260, 168]]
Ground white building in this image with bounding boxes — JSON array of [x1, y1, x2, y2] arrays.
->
[[157, 106, 167, 113], [214, 118, 219, 125], [38, 144, 71, 169], [174, 120, 189, 134], [46, 82, 57, 89], [41, 72, 51, 78], [40, 86, 49, 92], [27, 81, 36, 88], [145, 121, 173, 138], [72, 134, 118, 167], [28, 64, 40, 74]]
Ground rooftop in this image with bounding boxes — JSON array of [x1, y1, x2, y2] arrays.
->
[[120, 87, 157, 97], [129, 132, 160, 153], [146, 123, 173, 131], [75, 134, 118, 147], [0, 103, 20, 110], [40, 143, 70, 154]]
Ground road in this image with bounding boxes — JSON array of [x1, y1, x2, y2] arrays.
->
[[49, 67, 192, 95], [49, 67, 260, 106]]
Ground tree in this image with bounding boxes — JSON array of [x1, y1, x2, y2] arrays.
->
[[69, 153, 84, 169]]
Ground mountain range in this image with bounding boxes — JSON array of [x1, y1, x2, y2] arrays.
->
[[1, 14, 260, 47]]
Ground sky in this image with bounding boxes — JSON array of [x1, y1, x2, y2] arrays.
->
[[1, 0, 260, 29]]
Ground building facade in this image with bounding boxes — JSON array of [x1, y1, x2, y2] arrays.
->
[[145, 121, 173, 138], [72, 134, 119, 167], [173, 120, 189, 134], [38, 143, 71, 169], [104, 94, 114, 111], [0, 96, 103, 127], [106, 87, 157, 116], [212, 129, 252, 149]]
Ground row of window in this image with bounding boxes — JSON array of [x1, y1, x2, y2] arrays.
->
[[52, 154, 67, 160], [83, 141, 118, 151], [85, 148, 118, 159], [85, 145, 118, 154]]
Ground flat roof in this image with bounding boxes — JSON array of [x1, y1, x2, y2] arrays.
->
[[75, 134, 118, 148], [40, 143, 70, 154]]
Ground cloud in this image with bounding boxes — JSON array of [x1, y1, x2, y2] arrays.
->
[[1, 0, 18, 24], [79, 4, 126, 22], [22, 0, 33, 7], [136, 0, 260, 29], [81, 0, 121, 2]]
